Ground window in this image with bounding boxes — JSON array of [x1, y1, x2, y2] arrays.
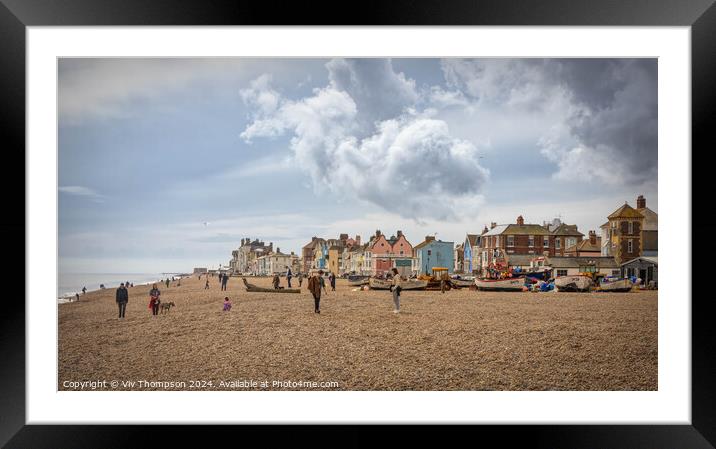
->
[[496, 236, 501, 247], [400, 250, 404, 255], [628, 239, 633, 253], [507, 235, 514, 247], [628, 222, 634, 234], [557, 269, 568, 277], [528, 235, 534, 247], [611, 221, 616, 228], [427, 250, 432, 256], [567, 238, 576, 248], [555, 238, 561, 249], [543, 238, 549, 248]]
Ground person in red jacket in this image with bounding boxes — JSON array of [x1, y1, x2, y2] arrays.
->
[[148, 284, 161, 318]]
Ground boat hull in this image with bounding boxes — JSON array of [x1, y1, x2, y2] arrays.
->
[[450, 279, 474, 288], [475, 277, 525, 292], [347, 275, 370, 286], [599, 278, 633, 292], [242, 278, 301, 293], [368, 278, 427, 290], [554, 275, 593, 292]]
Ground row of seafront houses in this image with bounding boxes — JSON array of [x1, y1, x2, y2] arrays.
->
[[225, 195, 658, 285]]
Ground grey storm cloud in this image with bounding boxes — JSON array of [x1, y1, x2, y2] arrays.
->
[[442, 58, 657, 185], [240, 58, 489, 221], [325, 58, 419, 134]]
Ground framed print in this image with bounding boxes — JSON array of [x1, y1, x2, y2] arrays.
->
[[5, 0, 714, 447]]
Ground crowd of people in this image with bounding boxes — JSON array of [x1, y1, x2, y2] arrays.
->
[[110, 268, 409, 320]]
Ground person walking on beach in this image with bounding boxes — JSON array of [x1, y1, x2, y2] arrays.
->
[[389, 268, 402, 314], [166, 278, 170, 289], [329, 272, 336, 291], [148, 284, 161, 317], [298, 273, 304, 288], [319, 273, 327, 295], [75, 293, 80, 302], [204, 277, 210, 289], [116, 282, 128, 318], [82, 286, 86, 295], [308, 270, 323, 314], [272, 273, 281, 289], [286, 266, 293, 288], [221, 273, 228, 291]]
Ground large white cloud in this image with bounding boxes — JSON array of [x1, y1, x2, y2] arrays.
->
[[240, 59, 489, 221]]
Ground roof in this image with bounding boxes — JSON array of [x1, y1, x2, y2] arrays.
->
[[551, 223, 584, 236], [548, 256, 619, 269], [501, 224, 551, 236], [414, 238, 453, 250], [637, 207, 658, 231], [608, 203, 644, 219], [506, 254, 537, 266], [565, 238, 601, 253], [481, 224, 509, 237], [302, 238, 324, 250], [465, 234, 478, 246], [621, 256, 658, 266], [600, 221, 610, 229]]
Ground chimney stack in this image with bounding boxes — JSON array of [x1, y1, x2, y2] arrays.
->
[[517, 215, 524, 226], [483, 225, 489, 234], [376, 230, 382, 237], [490, 222, 497, 229], [637, 195, 646, 209], [425, 235, 436, 242], [589, 230, 597, 244], [397, 230, 403, 237], [241, 238, 245, 246], [340, 233, 348, 241], [276, 247, 280, 254], [355, 235, 361, 245]]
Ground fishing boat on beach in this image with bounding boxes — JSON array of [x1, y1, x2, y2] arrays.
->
[[368, 277, 427, 290], [598, 277, 633, 292], [554, 275, 593, 292], [242, 278, 301, 293], [347, 275, 370, 286], [450, 278, 475, 288], [474, 277, 525, 292]]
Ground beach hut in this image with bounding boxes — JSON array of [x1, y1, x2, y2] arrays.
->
[[621, 256, 658, 287]]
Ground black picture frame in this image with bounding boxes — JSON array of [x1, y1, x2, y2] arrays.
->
[[3, 0, 712, 447]]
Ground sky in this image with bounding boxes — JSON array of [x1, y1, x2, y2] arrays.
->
[[58, 58, 658, 273]]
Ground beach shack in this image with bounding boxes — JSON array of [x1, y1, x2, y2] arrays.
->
[[414, 236, 455, 275], [621, 256, 658, 286]]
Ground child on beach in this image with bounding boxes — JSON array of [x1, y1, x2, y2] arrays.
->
[[148, 284, 161, 318], [223, 297, 232, 312]]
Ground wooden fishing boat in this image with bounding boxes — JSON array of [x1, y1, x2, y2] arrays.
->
[[449, 278, 475, 288], [554, 275, 593, 292], [347, 275, 370, 286], [598, 278, 633, 292], [368, 277, 427, 290], [521, 267, 552, 281], [242, 278, 301, 293], [474, 277, 525, 292]]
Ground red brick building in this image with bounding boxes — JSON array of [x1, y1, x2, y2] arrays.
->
[[479, 215, 584, 274]]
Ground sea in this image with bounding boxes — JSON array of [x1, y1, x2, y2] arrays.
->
[[58, 272, 170, 303]]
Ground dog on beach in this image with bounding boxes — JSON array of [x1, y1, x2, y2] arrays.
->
[[159, 301, 175, 314]]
